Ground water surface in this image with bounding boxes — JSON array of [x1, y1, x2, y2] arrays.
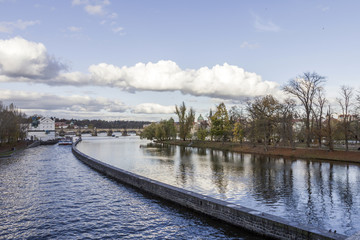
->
[[0, 143, 260, 239], [77, 136, 360, 236]]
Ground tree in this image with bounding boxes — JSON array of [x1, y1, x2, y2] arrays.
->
[[312, 89, 327, 148], [140, 123, 157, 140], [337, 85, 353, 151], [247, 95, 280, 151], [324, 106, 334, 151], [197, 128, 208, 141], [232, 121, 244, 143], [175, 102, 195, 141], [0, 102, 27, 145], [278, 98, 296, 148], [210, 103, 231, 141], [283, 72, 326, 147]]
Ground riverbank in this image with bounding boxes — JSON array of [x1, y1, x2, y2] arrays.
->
[[0, 141, 29, 158], [160, 140, 360, 164]]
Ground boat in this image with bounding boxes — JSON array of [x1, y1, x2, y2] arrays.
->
[[58, 137, 73, 145], [40, 139, 59, 145]]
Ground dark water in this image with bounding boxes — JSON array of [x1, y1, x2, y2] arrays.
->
[[77, 136, 360, 236], [0, 143, 261, 239]]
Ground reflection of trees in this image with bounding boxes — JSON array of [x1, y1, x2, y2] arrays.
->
[[143, 143, 176, 158], [304, 161, 318, 226], [209, 150, 228, 195], [250, 155, 282, 203], [197, 148, 207, 156], [337, 164, 353, 227], [176, 147, 194, 187]]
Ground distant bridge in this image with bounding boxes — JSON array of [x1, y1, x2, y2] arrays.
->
[[56, 128, 143, 136]]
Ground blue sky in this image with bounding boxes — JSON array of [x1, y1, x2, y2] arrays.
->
[[0, 0, 359, 120]]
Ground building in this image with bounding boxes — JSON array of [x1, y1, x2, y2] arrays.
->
[[27, 117, 56, 141]]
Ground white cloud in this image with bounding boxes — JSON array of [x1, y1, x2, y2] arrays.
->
[[68, 26, 82, 32], [85, 4, 104, 15], [85, 60, 280, 99], [102, 0, 110, 6], [132, 103, 174, 114], [253, 15, 280, 32], [0, 19, 40, 33], [0, 37, 280, 100], [109, 12, 118, 19], [0, 37, 66, 80], [0, 89, 128, 113], [112, 26, 123, 33], [72, 0, 89, 6], [240, 41, 259, 49]]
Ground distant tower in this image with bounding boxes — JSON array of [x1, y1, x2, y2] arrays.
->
[[197, 114, 204, 123]]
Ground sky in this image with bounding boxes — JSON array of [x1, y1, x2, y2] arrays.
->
[[0, 0, 360, 121]]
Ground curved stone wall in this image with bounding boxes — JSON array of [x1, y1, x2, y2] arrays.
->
[[72, 141, 346, 240]]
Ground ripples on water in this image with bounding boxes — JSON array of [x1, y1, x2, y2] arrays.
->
[[77, 136, 360, 236], [0, 144, 260, 239]]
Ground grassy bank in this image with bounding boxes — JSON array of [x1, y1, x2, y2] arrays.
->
[[160, 140, 360, 164], [0, 141, 28, 158]]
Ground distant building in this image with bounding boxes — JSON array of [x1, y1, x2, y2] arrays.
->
[[27, 117, 56, 141], [55, 122, 68, 129]]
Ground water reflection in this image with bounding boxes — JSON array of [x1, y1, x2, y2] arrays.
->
[[77, 137, 360, 236], [0, 143, 261, 240]]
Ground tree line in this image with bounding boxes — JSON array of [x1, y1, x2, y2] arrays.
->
[[141, 72, 360, 151], [0, 102, 27, 146]]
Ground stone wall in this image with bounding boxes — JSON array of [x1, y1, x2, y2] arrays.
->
[[72, 141, 346, 240]]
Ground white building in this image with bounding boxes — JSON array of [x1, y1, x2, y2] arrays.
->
[[27, 117, 56, 141]]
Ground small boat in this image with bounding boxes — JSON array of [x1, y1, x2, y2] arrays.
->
[[58, 137, 73, 145]]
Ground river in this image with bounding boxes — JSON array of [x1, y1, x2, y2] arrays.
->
[[76, 135, 360, 236], [0, 140, 261, 239]]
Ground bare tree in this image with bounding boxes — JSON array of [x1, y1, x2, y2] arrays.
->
[[283, 72, 326, 147], [278, 98, 296, 148], [337, 85, 354, 151], [312, 89, 327, 148], [324, 105, 334, 151]]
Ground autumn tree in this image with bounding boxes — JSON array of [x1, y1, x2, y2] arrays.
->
[[175, 102, 195, 141], [210, 103, 231, 141], [229, 106, 245, 143], [247, 95, 280, 151], [0, 102, 27, 145], [283, 72, 325, 147]]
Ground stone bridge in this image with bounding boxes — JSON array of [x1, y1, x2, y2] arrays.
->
[[57, 128, 143, 136]]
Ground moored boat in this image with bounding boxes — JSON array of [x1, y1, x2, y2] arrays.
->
[[58, 137, 73, 145]]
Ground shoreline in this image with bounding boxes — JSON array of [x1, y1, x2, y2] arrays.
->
[[0, 141, 33, 158], [159, 140, 360, 164]]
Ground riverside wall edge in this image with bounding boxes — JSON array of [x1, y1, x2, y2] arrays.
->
[[72, 140, 347, 240]]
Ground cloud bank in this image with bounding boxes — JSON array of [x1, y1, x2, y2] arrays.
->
[[82, 61, 280, 99], [0, 89, 174, 116], [0, 37, 280, 100], [0, 37, 66, 80]]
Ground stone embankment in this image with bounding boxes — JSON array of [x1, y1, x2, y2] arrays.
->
[[72, 140, 349, 240]]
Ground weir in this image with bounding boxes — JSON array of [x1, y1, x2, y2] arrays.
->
[[72, 140, 348, 240]]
